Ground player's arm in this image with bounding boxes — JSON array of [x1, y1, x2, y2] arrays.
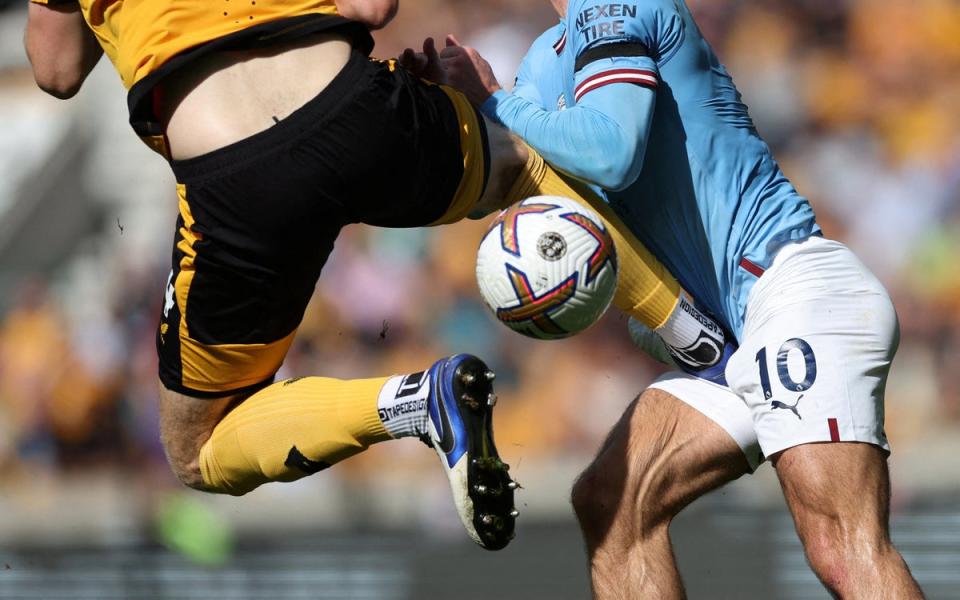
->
[[443, 38, 655, 192], [335, 0, 398, 30], [24, 1, 102, 99], [510, 28, 552, 107]]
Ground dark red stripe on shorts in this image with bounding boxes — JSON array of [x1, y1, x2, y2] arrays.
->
[[828, 418, 840, 442], [739, 257, 765, 277]]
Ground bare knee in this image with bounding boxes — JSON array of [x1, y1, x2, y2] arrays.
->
[[158, 383, 238, 491], [571, 464, 621, 529], [797, 514, 902, 596], [573, 391, 747, 543], [800, 526, 858, 593], [572, 452, 674, 543], [474, 120, 528, 214]]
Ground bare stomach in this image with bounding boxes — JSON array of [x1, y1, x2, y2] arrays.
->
[[160, 33, 352, 160]]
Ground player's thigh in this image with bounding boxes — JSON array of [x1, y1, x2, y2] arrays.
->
[[574, 385, 752, 537], [158, 175, 341, 398], [725, 236, 897, 459], [773, 442, 892, 552], [363, 71, 535, 226], [335, 61, 489, 228]]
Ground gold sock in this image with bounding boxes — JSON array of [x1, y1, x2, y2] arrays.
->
[[504, 149, 682, 329], [199, 376, 392, 496]]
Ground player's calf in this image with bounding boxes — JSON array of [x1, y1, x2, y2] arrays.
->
[[160, 355, 518, 550], [571, 400, 674, 544], [572, 390, 750, 599]]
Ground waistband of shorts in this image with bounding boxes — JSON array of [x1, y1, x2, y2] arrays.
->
[[767, 232, 831, 271], [170, 48, 369, 183]]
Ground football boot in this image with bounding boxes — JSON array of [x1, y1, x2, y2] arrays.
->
[[421, 354, 518, 550]]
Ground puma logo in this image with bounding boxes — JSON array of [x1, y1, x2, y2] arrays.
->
[[772, 395, 804, 420]]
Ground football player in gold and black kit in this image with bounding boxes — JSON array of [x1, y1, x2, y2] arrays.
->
[[24, 0, 734, 550]]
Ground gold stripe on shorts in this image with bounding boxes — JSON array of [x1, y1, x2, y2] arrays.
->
[[173, 184, 297, 394], [429, 86, 488, 226]]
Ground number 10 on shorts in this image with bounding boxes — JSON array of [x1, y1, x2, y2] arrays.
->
[[755, 338, 818, 400]]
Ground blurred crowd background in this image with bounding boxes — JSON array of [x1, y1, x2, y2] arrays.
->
[[0, 0, 958, 597]]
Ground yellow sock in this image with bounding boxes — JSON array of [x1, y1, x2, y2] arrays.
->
[[199, 376, 392, 496], [504, 149, 682, 329]]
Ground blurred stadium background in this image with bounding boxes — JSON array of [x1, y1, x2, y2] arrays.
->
[[1, 0, 959, 598]]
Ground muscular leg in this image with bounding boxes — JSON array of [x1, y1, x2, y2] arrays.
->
[[158, 375, 393, 496], [773, 443, 924, 599], [158, 385, 238, 490], [571, 389, 750, 599]]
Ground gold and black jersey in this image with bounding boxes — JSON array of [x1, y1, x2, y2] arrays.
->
[[31, 1, 493, 397], [30, 0, 373, 154], [156, 54, 489, 396]]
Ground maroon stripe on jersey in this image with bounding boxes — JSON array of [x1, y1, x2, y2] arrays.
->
[[553, 31, 567, 55], [574, 69, 658, 102], [828, 418, 840, 442], [739, 257, 765, 277]]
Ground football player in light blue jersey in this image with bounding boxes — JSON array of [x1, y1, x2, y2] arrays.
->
[[484, 1, 820, 338], [426, 0, 923, 596]]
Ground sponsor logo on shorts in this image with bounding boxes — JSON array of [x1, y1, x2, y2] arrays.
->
[[772, 394, 804, 420], [163, 270, 176, 318]]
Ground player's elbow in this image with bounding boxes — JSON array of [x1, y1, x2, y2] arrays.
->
[[32, 65, 84, 98], [577, 126, 644, 191], [365, 0, 398, 30], [25, 46, 84, 99], [32, 69, 84, 99], [588, 152, 641, 192], [336, 0, 398, 30], [572, 103, 648, 191]]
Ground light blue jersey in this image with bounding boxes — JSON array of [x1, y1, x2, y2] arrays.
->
[[483, 0, 820, 337]]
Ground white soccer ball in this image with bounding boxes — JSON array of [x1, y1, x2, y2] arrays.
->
[[476, 195, 619, 340]]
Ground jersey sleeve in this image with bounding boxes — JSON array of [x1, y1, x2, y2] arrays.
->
[[481, 81, 655, 192], [567, 0, 685, 102], [477, 4, 685, 191], [511, 25, 565, 107]]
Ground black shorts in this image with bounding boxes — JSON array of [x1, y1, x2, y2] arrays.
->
[[157, 50, 490, 396]]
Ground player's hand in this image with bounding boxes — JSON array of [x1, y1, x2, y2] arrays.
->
[[438, 35, 502, 106], [399, 37, 447, 84]]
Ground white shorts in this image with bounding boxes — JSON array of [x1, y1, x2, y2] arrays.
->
[[649, 372, 764, 471], [652, 236, 896, 466]]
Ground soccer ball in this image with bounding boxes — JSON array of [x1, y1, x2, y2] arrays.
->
[[476, 195, 619, 340]]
